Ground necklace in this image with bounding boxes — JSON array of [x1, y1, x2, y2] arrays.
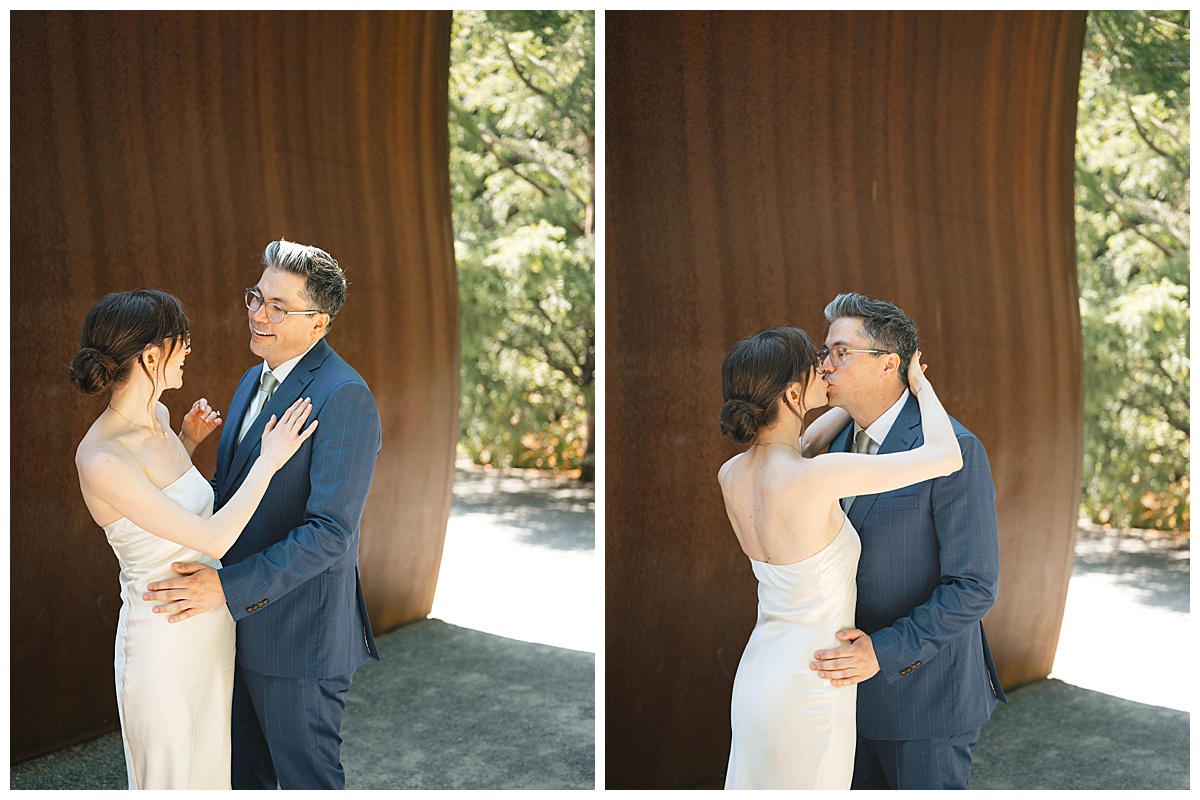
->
[[754, 441, 801, 455], [109, 404, 169, 439]]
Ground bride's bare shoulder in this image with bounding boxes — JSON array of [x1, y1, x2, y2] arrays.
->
[[718, 451, 746, 484], [75, 427, 137, 480]]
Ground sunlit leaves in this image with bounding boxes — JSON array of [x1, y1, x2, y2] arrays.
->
[[1076, 10, 1189, 530], [451, 10, 595, 475]]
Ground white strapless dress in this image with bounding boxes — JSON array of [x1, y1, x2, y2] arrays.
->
[[725, 516, 862, 789], [102, 465, 235, 789]]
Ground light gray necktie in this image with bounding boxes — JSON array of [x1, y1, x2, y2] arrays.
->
[[841, 429, 874, 513], [239, 371, 279, 443]]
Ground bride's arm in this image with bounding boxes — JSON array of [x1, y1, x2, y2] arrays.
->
[[805, 353, 962, 499], [80, 398, 316, 560], [799, 407, 852, 457]]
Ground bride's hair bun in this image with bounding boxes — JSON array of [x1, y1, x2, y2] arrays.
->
[[69, 346, 121, 395], [69, 289, 190, 396], [718, 398, 765, 444], [718, 326, 820, 446]]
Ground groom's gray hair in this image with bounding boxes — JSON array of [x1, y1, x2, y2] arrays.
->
[[263, 239, 348, 330], [824, 292, 920, 388]]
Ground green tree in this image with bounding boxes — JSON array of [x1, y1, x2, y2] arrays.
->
[[450, 10, 595, 480], [1076, 10, 1189, 530]]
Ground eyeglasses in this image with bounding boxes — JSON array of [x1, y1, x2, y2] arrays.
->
[[817, 346, 890, 367], [244, 288, 322, 324]]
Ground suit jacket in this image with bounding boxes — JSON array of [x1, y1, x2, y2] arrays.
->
[[834, 393, 1006, 740], [213, 337, 381, 680]]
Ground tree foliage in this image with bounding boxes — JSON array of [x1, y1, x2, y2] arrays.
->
[[1076, 10, 1189, 530], [450, 10, 595, 478]]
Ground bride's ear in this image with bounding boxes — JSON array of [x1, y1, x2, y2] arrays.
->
[[784, 381, 805, 417], [141, 344, 159, 372]]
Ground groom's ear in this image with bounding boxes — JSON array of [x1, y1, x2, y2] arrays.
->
[[310, 312, 330, 336], [879, 353, 901, 381]]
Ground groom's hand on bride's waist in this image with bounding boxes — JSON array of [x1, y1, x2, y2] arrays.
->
[[810, 628, 880, 686], [142, 562, 226, 623]]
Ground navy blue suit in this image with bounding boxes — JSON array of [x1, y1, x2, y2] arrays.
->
[[214, 337, 381, 789], [833, 393, 1005, 789]]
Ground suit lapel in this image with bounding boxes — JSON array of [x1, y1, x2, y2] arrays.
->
[[830, 418, 854, 455], [849, 393, 921, 528], [226, 339, 331, 484], [216, 368, 262, 492]]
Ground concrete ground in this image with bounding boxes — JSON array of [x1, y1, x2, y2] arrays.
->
[[970, 527, 1190, 790], [10, 466, 597, 790]]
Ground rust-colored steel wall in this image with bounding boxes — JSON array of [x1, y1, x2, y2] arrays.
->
[[11, 11, 458, 760], [606, 11, 1087, 788]]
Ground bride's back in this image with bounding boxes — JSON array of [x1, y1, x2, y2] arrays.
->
[[719, 448, 846, 566]]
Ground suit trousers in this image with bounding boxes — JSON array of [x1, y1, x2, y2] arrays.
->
[[231, 664, 355, 789], [851, 726, 981, 790]]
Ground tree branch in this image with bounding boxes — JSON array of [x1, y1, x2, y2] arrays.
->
[[1125, 96, 1181, 167], [494, 134, 589, 212], [530, 297, 586, 375], [1145, 14, 1190, 35], [1150, 360, 1191, 437], [1080, 168, 1180, 258], [474, 127, 555, 200], [501, 33, 566, 117]]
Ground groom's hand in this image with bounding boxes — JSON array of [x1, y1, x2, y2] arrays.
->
[[142, 562, 226, 623], [810, 628, 880, 686]]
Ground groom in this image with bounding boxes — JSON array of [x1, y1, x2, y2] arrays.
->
[[143, 239, 382, 789], [809, 292, 1006, 790]]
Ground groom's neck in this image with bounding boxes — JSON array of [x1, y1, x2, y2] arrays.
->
[[849, 385, 905, 430]]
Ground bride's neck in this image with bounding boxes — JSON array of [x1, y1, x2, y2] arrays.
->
[[108, 376, 162, 425], [756, 410, 805, 448]]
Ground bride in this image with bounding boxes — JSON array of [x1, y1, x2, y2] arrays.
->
[[716, 325, 961, 789], [70, 288, 317, 789]]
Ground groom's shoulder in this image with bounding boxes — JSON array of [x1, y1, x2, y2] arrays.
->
[[948, 415, 972, 439], [915, 409, 987, 452], [316, 343, 374, 395], [944, 415, 994, 468]]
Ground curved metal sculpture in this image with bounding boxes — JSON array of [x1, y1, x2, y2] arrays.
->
[[10, 10, 457, 760], [606, 10, 1087, 788]]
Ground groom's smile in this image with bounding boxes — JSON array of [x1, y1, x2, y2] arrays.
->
[[246, 266, 329, 369]]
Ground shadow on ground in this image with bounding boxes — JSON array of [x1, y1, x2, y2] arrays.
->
[[449, 468, 595, 552], [9, 620, 595, 790], [1070, 527, 1190, 613]]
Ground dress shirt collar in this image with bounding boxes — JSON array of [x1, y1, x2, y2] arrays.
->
[[260, 338, 321, 387], [854, 388, 911, 454]]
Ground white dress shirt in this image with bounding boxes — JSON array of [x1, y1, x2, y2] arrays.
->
[[238, 340, 321, 442], [853, 389, 911, 454]]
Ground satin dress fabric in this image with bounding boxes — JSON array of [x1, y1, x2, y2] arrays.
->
[[102, 465, 235, 789], [725, 516, 862, 789]]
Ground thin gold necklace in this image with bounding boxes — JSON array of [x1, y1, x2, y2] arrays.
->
[[754, 441, 801, 455], [109, 404, 169, 439]]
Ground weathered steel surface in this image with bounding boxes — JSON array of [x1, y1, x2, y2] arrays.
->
[[607, 10, 1087, 788], [11, 10, 457, 759]]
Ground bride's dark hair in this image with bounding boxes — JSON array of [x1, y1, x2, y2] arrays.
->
[[69, 289, 190, 396], [718, 326, 819, 444]]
